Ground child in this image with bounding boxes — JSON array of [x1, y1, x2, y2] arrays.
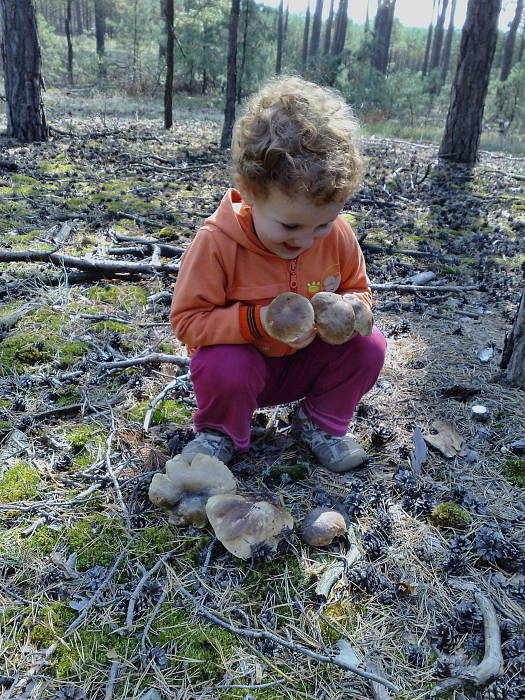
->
[[170, 76, 386, 472]]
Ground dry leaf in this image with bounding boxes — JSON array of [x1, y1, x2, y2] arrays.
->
[[423, 421, 468, 458]]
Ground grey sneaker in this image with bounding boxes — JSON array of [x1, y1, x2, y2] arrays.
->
[[181, 430, 235, 465], [293, 407, 366, 472]]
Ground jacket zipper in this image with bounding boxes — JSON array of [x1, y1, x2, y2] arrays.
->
[[289, 258, 298, 291]]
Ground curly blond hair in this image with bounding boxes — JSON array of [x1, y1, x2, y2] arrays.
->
[[231, 76, 363, 204]]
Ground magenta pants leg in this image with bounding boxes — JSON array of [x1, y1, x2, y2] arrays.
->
[[190, 328, 387, 450]]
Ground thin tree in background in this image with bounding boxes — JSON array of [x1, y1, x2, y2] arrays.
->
[[331, 0, 348, 56], [284, 4, 289, 39], [75, 0, 83, 34], [439, 0, 502, 164], [309, 0, 324, 59], [429, 0, 449, 72], [276, 0, 284, 73], [323, 0, 335, 54], [371, 0, 396, 73], [220, 0, 241, 149], [237, 0, 250, 102], [163, 0, 174, 129], [500, 0, 524, 81], [518, 16, 525, 61], [0, 0, 48, 142], [65, 0, 74, 85], [94, 0, 106, 82], [301, 1, 311, 67], [421, 0, 437, 75], [440, 0, 456, 84], [364, 0, 370, 38]]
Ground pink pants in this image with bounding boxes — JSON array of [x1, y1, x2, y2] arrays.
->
[[189, 328, 387, 450]]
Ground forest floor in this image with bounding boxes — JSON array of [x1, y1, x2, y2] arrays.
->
[[0, 90, 524, 700]]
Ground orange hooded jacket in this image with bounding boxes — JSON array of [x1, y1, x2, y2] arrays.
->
[[170, 189, 372, 357]]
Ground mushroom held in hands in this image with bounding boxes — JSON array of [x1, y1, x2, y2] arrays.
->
[[300, 507, 347, 546], [148, 453, 237, 528], [205, 494, 294, 559], [342, 294, 373, 336], [263, 292, 314, 343], [311, 291, 356, 344]]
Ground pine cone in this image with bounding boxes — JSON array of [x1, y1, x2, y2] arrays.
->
[[451, 486, 486, 513], [311, 488, 332, 508], [434, 655, 462, 679], [370, 425, 395, 446], [499, 619, 519, 641], [257, 609, 277, 628], [367, 483, 391, 509], [443, 553, 467, 575], [463, 633, 484, 656], [393, 468, 417, 493], [215, 563, 244, 589], [348, 564, 379, 593], [55, 453, 73, 471], [144, 646, 167, 669], [401, 487, 436, 517], [250, 541, 275, 563], [52, 685, 86, 700], [508, 580, 525, 604], [431, 622, 457, 653], [362, 531, 388, 560], [372, 510, 393, 539], [406, 643, 428, 667], [83, 565, 109, 592], [483, 676, 520, 700], [448, 534, 472, 554], [343, 488, 367, 518], [452, 601, 483, 633], [40, 567, 66, 587], [503, 635, 525, 659], [475, 525, 519, 565]]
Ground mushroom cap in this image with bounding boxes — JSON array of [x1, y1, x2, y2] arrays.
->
[[205, 494, 294, 559], [265, 292, 314, 343], [311, 292, 355, 344], [148, 453, 237, 528], [342, 294, 373, 336], [300, 507, 347, 546]]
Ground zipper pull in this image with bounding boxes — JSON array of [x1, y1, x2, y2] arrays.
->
[[289, 258, 298, 291]]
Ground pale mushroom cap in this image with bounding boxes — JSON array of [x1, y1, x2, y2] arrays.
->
[[148, 473, 182, 510], [311, 292, 356, 344], [300, 507, 347, 547], [265, 292, 314, 343], [206, 494, 294, 559], [165, 453, 237, 496], [342, 294, 373, 336]]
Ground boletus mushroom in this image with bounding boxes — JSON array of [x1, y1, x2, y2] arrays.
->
[[311, 291, 356, 344], [342, 293, 373, 336], [148, 453, 237, 527], [263, 292, 314, 343], [205, 494, 294, 559], [300, 507, 347, 546]]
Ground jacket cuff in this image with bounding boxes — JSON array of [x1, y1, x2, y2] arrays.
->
[[239, 305, 270, 341]]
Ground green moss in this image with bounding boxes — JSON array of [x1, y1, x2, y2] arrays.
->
[[54, 385, 83, 406], [27, 525, 64, 554], [65, 197, 88, 211], [157, 226, 179, 239], [68, 514, 128, 569], [0, 462, 40, 503], [502, 459, 525, 487], [262, 460, 311, 485], [64, 424, 105, 451], [237, 555, 305, 604], [11, 174, 39, 185], [0, 331, 88, 373], [86, 284, 148, 310], [126, 399, 192, 424], [157, 342, 177, 354], [92, 320, 132, 333], [318, 600, 364, 643], [429, 502, 471, 528]]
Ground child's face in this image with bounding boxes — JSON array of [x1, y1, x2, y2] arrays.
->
[[246, 187, 345, 260]]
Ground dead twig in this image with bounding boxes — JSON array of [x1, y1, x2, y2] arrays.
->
[[371, 283, 477, 293], [125, 549, 178, 630], [100, 353, 190, 371]]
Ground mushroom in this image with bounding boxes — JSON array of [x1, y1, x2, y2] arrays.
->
[[264, 292, 314, 343], [300, 507, 347, 546], [205, 494, 294, 559], [148, 453, 237, 528], [342, 294, 374, 336], [311, 291, 356, 344]]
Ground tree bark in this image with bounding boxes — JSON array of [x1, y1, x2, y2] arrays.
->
[[501, 290, 525, 387], [371, 0, 396, 73], [421, 0, 436, 75], [440, 0, 456, 84], [518, 14, 525, 61], [75, 0, 83, 34], [323, 0, 334, 54], [237, 0, 250, 102], [275, 0, 284, 73], [500, 0, 524, 81], [438, 0, 502, 164], [302, 1, 311, 67], [65, 0, 74, 86], [429, 0, 449, 72], [163, 0, 174, 129], [309, 0, 324, 59], [331, 0, 348, 56], [94, 0, 106, 82], [0, 0, 48, 142], [220, 0, 240, 150]]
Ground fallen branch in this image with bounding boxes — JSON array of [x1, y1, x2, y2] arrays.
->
[[366, 656, 393, 700], [359, 241, 435, 259], [371, 283, 477, 293], [479, 168, 525, 182], [125, 549, 178, 629], [100, 353, 190, 371], [430, 592, 503, 696]]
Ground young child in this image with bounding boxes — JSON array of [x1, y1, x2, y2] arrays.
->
[[170, 76, 386, 472]]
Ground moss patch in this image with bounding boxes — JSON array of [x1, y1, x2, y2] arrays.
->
[[86, 284, 148, 310], [0, 331, 87, 373], [0, 462, 41, 503], [126, 399, 192, 424], [68, 514, 128, 569], [502, 459, 525, 487], [429, 502, 471, 528]]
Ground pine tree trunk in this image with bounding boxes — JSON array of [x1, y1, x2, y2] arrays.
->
[[220, 0, 240, 150], [94, 0, 106, 82], [518, 17, 525, 61], [163, 0, 174, 129], [323, 0, 334, 55], [501, 290, 525, 387], [331, 0, 348, 56], [237, 0, 250, 103], [429, 0, 449, 72], [371, 0, 395, 73], [422, 21, 433, 74], [440, 0, 456, 84], [500, 0, 524, 81], [66, 0, 74, 85], [284, 4, 289, 39], [309, 0, 324, 59], [301, 2, 311, 67], [275, 0, 284, 73], [75, 0, 83, 34], [438, 0, 502, 164], [0, 0, 48, 142]]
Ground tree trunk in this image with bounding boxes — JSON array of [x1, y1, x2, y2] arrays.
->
[[439, 0, 502, 164], [371, 0, 395, 73], [364, 0, 370, 37], [284, 4, 289, 39], [518, 14, 525, 61], [440, 0, 456, 84], [94, 0, 106, 82], [331, 0, 348, 56], [500, 0, 524, 81], [421, 0, 436, 75], [501, 289, 525, 387], [301, 1, 311, 67], [75, 0, 82, 33], [237, 0, 250, 103], [275, 0, 284, 73], [220, 0, 240, 150], [65, 0, 74, 85], [429, 0, 449, 72], [163, 0, 174, 129], [0, 0, 48, 142], [323, 0, 334, 54], [309, 0, 324, 59]]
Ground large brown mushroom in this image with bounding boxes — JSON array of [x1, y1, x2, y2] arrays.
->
[[205, 494, 294, 559], [311, 291, 356, 344], [300, 507, 347, 546], [342, 294, 374, 336], [148, 453, 237, 527], [263, 292, 314, 343]]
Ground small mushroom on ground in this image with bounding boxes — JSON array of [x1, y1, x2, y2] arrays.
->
[[311, 292, 356, 344], [301, 507, 347, 546], [342, 294, 374, 336], [205, 494, 294, 559], [263, 292, 314, 343], [148, 453, 237, 527]]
